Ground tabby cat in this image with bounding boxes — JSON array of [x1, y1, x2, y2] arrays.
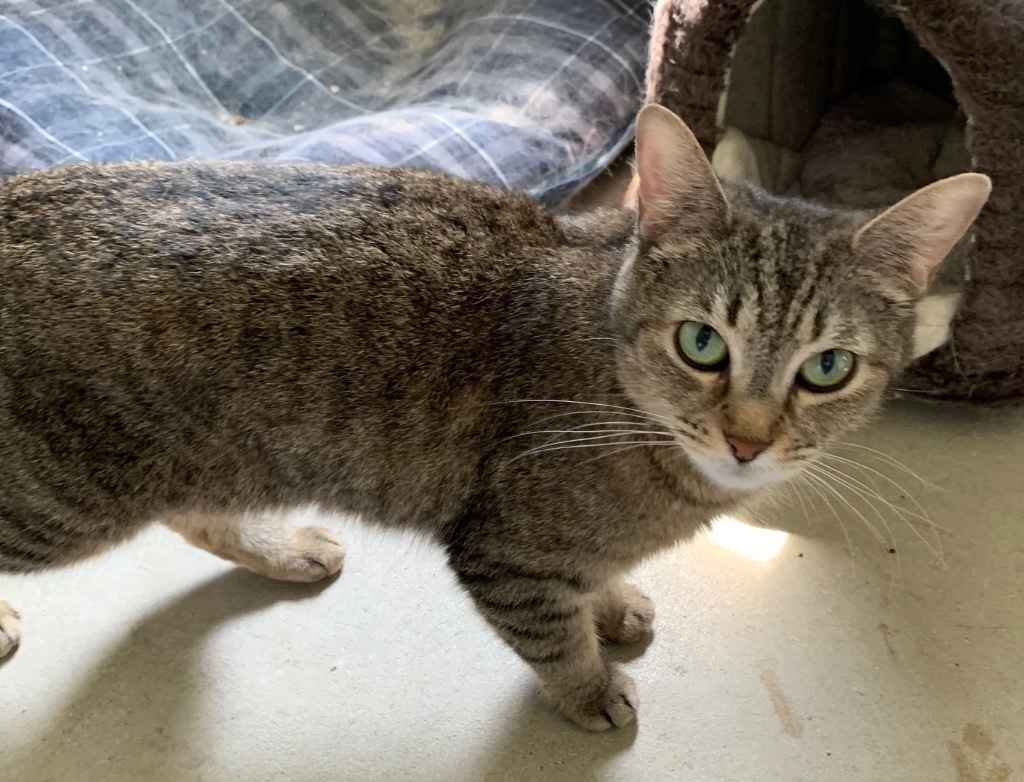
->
[[0, 105, 989, 730]]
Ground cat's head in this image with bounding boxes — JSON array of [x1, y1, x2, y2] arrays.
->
[[612, 104, 990, 493]]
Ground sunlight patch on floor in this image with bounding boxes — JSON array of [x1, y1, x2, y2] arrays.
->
[[707, 516, 788, 562]]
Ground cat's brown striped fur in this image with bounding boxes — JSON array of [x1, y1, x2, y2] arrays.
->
[[0, 106, 989, 729]]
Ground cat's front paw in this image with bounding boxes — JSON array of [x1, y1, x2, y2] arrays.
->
[[547, 666, 639, 731], [595, 581, 655, 646], [0, 601, 22, 659]]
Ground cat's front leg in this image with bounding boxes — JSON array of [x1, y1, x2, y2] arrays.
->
[[450, 554, 637, 731]]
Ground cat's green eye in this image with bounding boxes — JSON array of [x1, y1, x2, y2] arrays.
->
[[677, 321, 729, 371], [798, 349, 856, 392]]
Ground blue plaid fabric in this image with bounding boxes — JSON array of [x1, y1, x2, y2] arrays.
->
[[0, 0, 649, 206]]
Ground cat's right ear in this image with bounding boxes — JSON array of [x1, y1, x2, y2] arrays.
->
[[634, 104, 729, 242]]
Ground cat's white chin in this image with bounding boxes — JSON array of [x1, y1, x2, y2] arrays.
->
[[682, 449, 794, 493]]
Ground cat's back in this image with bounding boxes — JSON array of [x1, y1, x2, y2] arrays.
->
[[0, 160, 566, 372], [0, 160, 560, 277]]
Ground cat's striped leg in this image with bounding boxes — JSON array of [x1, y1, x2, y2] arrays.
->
[[165, 513, 344, 583], [593, 577, 655, 646], [0, 600, 21, 659], [451, 554, 638, 731]]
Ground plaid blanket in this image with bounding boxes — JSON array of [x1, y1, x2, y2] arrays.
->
[[0, 0, 649, 206]]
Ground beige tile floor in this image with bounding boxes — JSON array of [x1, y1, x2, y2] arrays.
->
[[1, 167, 1022, 782]]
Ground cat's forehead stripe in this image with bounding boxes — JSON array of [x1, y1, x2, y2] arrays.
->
[[782, 269, 819, 334], [725, 292, 742, 327], [812, 307, 828, 343]]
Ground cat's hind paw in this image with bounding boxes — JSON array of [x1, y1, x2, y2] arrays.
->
[[271, 526, 345, 583]]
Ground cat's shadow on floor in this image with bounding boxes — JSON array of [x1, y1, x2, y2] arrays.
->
[[5, 568, 637, 782], [4, 569, 332, 781]]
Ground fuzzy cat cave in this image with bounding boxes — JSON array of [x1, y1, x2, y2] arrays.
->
[[642, 0, 1023, 405]]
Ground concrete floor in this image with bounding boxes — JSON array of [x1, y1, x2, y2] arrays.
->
[[1, 168, 1023, 781]]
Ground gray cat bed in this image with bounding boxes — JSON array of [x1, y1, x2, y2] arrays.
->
[[643, 0, 1023, 405]]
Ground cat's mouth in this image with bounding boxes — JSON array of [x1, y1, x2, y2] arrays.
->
[[676, 441, 797, 493]]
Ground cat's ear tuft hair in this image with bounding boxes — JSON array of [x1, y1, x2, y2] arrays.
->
[[913, 292, 960, 359], [634, 104, 729, 242], [852, 173, 992, 298]]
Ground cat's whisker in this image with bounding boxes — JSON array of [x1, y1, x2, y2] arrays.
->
[[810, 461, 945, 564], [889, 387, 946, 397], [537, 431, 672, 446], [520, 409, 674, 435], [498, 398, 679, 428], [802, 470, 898, 587], [793, 473, 856, 566], [805, 464, 904, 573], [817, 453, 945, 533], [513, 404, 702, 444], [803, 467, 894, 553], [809, 462, 943, 565], [804, 468, 915, 595], [514, 441, 681, 463], [520, 432, 676, 451], [519, 415, 676, 451], [510, 438, 679, 463], [828, 442, 934, 488], [549, 419, 675, 434], [815, 456, 934, 526], [502, 425, 673, 443], [784, 481, 813, 526], [569, 421, 668, 429], [819, 448, 946, 557], [579, 441, 666, 466], [827, 442, 933, 485]]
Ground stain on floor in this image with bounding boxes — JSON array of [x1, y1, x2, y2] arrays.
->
[[758, 661, 804, 739], [948, 723, 1012, 782], [878, 622, 898, 661]]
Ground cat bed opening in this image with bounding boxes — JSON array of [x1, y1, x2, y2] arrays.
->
[[644, 0, 1024, 405]]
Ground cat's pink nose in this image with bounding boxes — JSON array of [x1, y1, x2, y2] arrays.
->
[[725, 435, 770, 464]]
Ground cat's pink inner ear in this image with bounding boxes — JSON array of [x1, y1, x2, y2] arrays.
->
[[853, 173, 992, 296], [634, 104, 728, 241]]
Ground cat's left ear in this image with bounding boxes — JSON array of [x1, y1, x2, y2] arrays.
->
[[634, 104, 729, 242], [852, 173, 992, 298]]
